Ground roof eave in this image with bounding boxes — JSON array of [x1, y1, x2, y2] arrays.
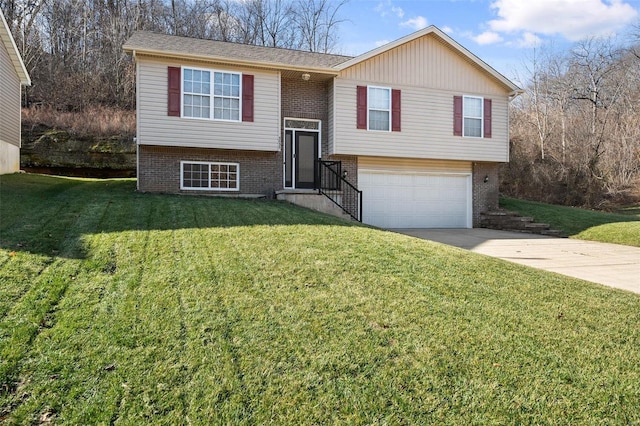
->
[[0, 11, 31, 86], [334, 25, 521, 93], [123, 45, 341, 76]]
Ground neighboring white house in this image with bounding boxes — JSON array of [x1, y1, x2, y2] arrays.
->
[[0, 9, 31, 174], [124, 26, 521, 228]]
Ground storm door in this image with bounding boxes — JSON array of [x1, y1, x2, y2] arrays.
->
[[283, 119, 321, 189]]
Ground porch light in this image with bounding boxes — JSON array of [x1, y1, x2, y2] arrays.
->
[[484, 175, 489, 183], [301, 73, 311, 81]]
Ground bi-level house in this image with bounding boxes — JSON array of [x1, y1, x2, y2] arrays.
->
[[0, 9, 31, 174], [123, 26, 521, 228]]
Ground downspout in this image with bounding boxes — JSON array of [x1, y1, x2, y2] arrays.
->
[[506, 89, 524, 179]]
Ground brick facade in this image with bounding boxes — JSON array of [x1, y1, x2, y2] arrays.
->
[[137, 76, 359, 197], [472, 162, 500, 226], [138, 145, 282, 196], [137, 73, 496, 228], [281, 76, 358, 187]]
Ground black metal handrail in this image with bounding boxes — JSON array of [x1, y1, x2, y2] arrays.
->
[[317, 160, 362, 222]]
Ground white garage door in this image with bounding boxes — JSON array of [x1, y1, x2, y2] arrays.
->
[[359, 170, 472, 228]]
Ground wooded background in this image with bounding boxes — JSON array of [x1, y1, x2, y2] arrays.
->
[[2, 0, 639, 207], [506, 36, 640, 207], [1, 0, 347, 109]]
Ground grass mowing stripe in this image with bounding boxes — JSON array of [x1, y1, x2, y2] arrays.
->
[[0, 175, 80, 236], [0, 183, 117, 409], [4, 192, 173, 424], [0, 182, 94, 318], [5, 230, 146, 424], [2, 175, 640, 423], [101, 199, 193, 423]]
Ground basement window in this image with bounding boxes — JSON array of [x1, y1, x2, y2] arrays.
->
[[180, 161, 239, 191]]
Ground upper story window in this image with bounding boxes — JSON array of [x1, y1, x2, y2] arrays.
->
[[368, 86, 391, 131], [183, 69, 211, 119], [182, 67, 241, 121], [463, 96, 483, 138]]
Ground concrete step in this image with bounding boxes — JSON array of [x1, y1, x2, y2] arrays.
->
[[276, 190, 355, 221]]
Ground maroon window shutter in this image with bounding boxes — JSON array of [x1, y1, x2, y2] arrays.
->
[[453, 95, 463, 136], [356, 86, 367, 129], [391, 89, 401, 132], [168, 66, 181, 117], [242, 74, 254, 122], [483, 98, 492, 138]]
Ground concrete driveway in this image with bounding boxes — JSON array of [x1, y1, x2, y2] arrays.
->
[[392, 228, 640, 295]]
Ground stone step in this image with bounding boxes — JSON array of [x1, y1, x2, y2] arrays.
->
[[480, 218, 533, 225], [480, 210, 563, 237], [524, 222, 550, 230], [480, 210, 519, 217]]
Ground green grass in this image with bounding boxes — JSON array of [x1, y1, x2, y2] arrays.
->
[[1, 174, 640, 424], [501, 197, 640, 247]]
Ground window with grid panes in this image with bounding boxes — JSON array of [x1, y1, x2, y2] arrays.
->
[[181, 161, 239, 190], [182, 68, 241, 121]]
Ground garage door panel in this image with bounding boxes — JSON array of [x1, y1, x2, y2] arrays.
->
[[359, 170, 471, 229]]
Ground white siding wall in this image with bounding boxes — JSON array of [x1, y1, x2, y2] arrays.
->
[[0, 39, 21, 148], [137, 56, 280, 151], [0, 142, 19, 174], [331, 33, 511, 162], [0, 37, 21, 174]]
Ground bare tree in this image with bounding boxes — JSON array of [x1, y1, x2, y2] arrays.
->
[[506, 35, 640, 207], [294, 0, 348, 53]]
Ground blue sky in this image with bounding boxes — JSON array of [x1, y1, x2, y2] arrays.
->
[[336, 0, 640, 84]]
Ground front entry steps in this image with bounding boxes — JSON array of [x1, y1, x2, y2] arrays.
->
[[276, 190, 352, 220], [480, 210, 563, 236]]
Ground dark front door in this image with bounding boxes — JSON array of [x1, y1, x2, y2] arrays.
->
[[294, 131, 318, 189]]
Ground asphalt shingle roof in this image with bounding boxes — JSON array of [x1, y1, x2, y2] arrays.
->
[[123, 31, 353, 70]]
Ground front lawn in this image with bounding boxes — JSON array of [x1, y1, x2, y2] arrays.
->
[[1, 174, 639, 424], [500, 197, 640, 247]]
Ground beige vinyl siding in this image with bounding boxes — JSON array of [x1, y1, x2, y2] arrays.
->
[[333, 79, 509, 162], [333, 32, 511, 162], [0, 39, 21, 149], [358, 156, 471, 173], [339, 33, 508, 94], [137, 56, 280, 151]]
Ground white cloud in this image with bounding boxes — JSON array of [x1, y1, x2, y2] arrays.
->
[[374, 1, 389, 16], [516, 32, 542, 48], [488, 0, 638, 41], [375, 1, 405, 18], [401, 16, 428, 31], [473, 31, 504, 45], [391, 6, 404, 18], [375, 39, 391, 47], [441, 25, 454, 34]]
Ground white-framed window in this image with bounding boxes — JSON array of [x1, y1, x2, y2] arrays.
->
[[368, 86, 391, 131], [463, 96, 483, 138], [183, 69, 211, 119], [180, 161, 240, 191], [182, 67, 241, 121]]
